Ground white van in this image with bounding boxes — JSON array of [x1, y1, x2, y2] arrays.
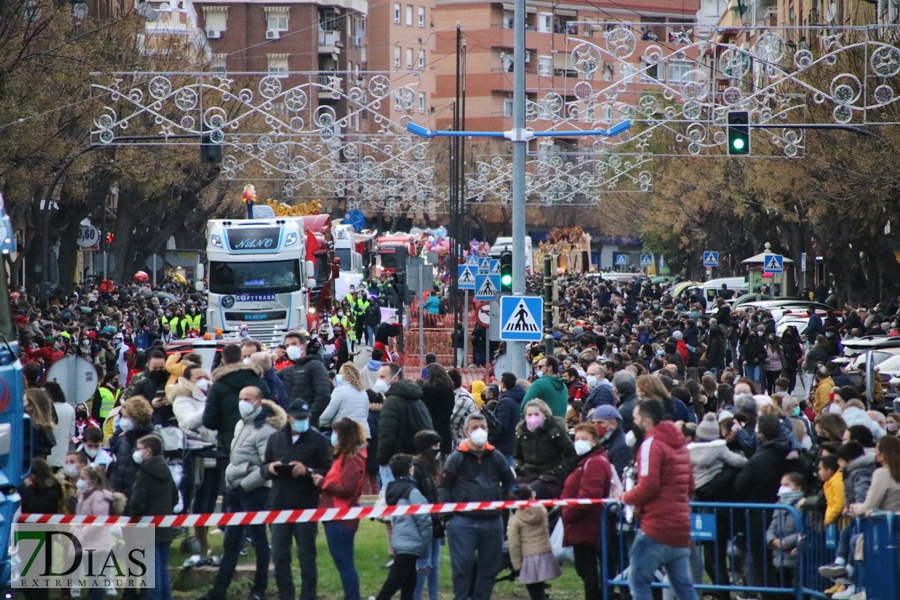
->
[[702, 277, 748, 303], [490, 236, 533, 274]]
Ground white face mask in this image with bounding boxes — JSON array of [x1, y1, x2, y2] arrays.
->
[[624, 430, 637, 447], [373, 378, 390, 395], [243, 357, 252, 364], [84, 446, 100, 458], [286, 345, 304, 361], [238, 400, 256, 417], [119, 417, 134, 432], [195, 378, 210, 393], [574, 439, 593, 456], [132, 449, 145, 464], [828, 402, 843, 415], [777, 485, 795, 497], [469, 428, 488, 447], [76, 479, 90, 493], [586, 375, 599, 389], [64, 464, 80, 478]]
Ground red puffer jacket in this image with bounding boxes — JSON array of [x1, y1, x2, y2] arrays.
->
[[560, 446, 612, 548], [620, 421, 694, 548]]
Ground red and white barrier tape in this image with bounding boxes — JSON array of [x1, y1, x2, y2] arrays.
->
[[20, 498, 610, 528]]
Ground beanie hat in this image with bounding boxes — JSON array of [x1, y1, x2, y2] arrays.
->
[[672, 330, 683, 340], [414, 430, 443, 455], [696, 413, 720, 441]]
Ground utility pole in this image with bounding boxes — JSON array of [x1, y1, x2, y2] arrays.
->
[[508, 0, 527, 379]]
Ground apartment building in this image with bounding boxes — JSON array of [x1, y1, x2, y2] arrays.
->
[[194, 0, 369, 129], [366, 0, 439, 127], [432, 0, 700, 137]]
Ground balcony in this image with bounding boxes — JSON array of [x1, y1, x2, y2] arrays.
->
[[318, 30, 342, 53], [317, 73, 342, 99]]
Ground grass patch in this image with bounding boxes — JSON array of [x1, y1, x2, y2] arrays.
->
[[171, 519, 588, 600]]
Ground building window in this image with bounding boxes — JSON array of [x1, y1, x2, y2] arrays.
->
[[204, 10, 227, 33], [211, 54, 227, 73], [503, 98, 513, 117], [267, 13, 288, 31], [406, 5, 413, 25], [394, 46, 401, 67], [267, 54, 289, 77], [667, 60, 692, 84], [418, 6, 425, 27], [503, 9, 514, 29], [406, 47, 413, 69], [418, 93, 426, 113], [640, 60, 660, 84], [539, 13, 552, 33], [394, 3, 400, 23], [417, 49, 424, 70], [539, 55, 551, 76]]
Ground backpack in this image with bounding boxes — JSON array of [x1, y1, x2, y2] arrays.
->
[[481, 406, 503, 445], [407, 400, 433, 435]]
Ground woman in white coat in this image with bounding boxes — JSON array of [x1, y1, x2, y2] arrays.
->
[[169, 363, 219, 555], [319, 362, 371, 439]]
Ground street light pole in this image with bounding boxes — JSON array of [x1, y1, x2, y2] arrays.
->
[[508, 0, 527, 378]]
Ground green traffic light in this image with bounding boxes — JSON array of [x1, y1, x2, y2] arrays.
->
[[732, 138, 745, 151], [500, 274, 512, 286]]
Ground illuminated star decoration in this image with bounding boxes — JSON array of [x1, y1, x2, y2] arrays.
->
[[820, 32, 843, 52], [671, 28, 692, 45]]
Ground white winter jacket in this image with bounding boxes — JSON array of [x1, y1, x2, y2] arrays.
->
[[319, 381, 371, 438]]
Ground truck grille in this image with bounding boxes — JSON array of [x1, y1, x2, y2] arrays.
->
[[243, 324, 288, 348]]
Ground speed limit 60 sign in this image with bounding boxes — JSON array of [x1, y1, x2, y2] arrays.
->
[[77, 224, 100, 248]]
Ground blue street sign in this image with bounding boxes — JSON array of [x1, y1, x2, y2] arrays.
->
[[457, 266, 476, 290], [478, 258, 493, 274], [640, 253, 653, 268], [614, 253, 628, 266], [466, 255, 478, 267], [800, 252, 807, 273], [703, 251, 719, 268], [500, 296, 544, 342], [474, 274, 500, 300], [763, 253, 784, 274], [690, 513, 717, 541]]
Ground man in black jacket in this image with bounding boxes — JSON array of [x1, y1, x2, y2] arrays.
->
[[203, 344, 270, 451], [439, 413, 514, 600], [493, 372, 525, 465], [262, 400, 332, 600], [278, 331, 332, 427], [122, 348, 172, 425], [375, 363, 433, 485]]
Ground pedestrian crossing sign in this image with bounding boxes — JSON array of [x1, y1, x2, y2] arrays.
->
[[475, 274, 500, 300], [500, 296, 543, 341], [457, 265, 476, 290], [614, 253, 628, 266], [466, 255, 478, 267], [762, 253, 783, 274], [702, 251, 719, 268], [489, 260, 501, 275], [478, 258, 492, 274]]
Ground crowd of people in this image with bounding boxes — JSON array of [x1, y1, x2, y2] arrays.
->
[[14, 270, 900, 600]]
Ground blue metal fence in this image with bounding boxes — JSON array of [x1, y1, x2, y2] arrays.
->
[[600, 502, 900, 600]]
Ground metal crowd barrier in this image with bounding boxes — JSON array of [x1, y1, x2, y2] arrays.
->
[[600, 502, 900, 600]]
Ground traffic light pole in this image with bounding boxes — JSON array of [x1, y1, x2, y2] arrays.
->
[[543, 254, 554, 357]]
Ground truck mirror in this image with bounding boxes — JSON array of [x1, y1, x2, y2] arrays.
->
[[195, 281, 205, 292], [306, 278, 317, 289], [305, 260, 315, 278]]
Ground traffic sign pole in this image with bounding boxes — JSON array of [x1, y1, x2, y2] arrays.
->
[[463, 289, 469, 367], [543, 255, 554, 356]]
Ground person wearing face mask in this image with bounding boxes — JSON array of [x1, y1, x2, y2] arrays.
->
[[278, 330, 333, 427], [376, 363, 433, 486], [438, 414, 515, 600], [170, 364, 219, 555], [92, 371, 121, 424], [560, 423, 613, 600], [121, 348, 173, 424], [78, 426, 113, 470], [198, 387, 284, 600], [125, 435, 178, 600], [183, 303, 204, 336], [73, 465, 117, 600], [261, 400, 332, 600], [513, 399, 577, 499], [410, 430, 444, 600], [107, 397, 155, 495], [522, 355, 568, 418], [765, 473, 806, 592], [620, 399, 698, 600], [591, 405, 632, 479], [202, 344, 270, 459]]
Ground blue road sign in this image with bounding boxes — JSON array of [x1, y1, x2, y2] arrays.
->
[[640, 253, 653, 267], [474, 274, 500, 300], [800, 252, 807, 273], [478, 258, 493, 274], [466, 255, 478, 267], [500, 296, 544, 342], [457, 265, 476, 290], [703, 251, 719, 268], [614, 253, 628, 266], [763, 253, 784, 274]]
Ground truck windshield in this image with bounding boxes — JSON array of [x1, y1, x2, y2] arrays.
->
[[335, 248, 352, 271], [209, 260, 302, 295], [380, 252, 398, 270], [313, 252, 330, 286]]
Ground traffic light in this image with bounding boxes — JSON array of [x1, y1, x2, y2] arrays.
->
[[200, 126, 223, 164], [499, 251, 513, 293], [727, 110, 750, 156]]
